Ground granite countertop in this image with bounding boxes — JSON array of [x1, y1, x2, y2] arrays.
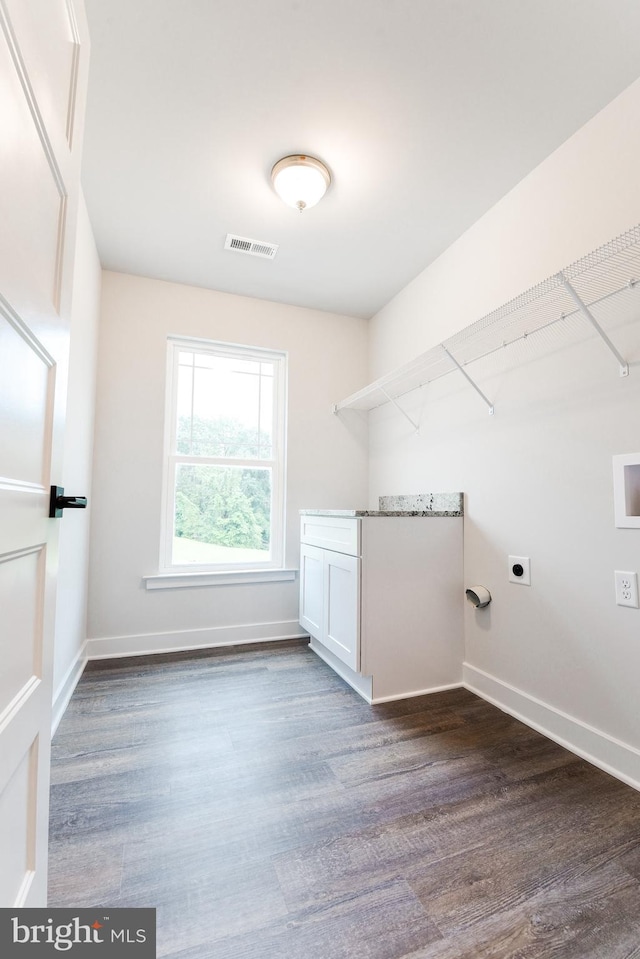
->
[[300, 493, 463, 518]]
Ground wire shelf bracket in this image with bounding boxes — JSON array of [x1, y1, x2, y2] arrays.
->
[[558, 273, 629, 377], [379, 386, 420, 431], [441, 345, 495, 414]]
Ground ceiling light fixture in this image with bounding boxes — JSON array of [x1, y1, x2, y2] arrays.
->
[[271, 154, 331, 213]]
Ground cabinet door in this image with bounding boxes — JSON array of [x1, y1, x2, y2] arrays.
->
[[299, 543, 324, 640], [324, 550, 360, 672]]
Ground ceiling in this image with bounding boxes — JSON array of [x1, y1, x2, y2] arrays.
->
[[82, 0, 640, 320]]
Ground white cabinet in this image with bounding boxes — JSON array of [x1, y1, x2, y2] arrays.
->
[[299, 543, 324, 640], [300, 513, 463, 703], [300, 513, 360, 554], [300, 542, 359, 672]]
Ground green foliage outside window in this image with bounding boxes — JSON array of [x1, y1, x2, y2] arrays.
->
[[174, 416, 271, 551]]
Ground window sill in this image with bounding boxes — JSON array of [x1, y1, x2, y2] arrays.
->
[[142, 568, 298, 590]]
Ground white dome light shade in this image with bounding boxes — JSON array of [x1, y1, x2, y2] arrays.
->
[[271, 155, 331, 212]]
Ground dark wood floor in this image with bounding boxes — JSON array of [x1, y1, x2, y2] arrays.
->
[[49, 639, 640, 959]]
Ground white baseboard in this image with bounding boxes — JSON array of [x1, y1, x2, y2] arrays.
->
[[51, 644, 88, 735], [85, 620, 308, 660], [371, 682, 464, 705], [463, 662, 640, 792]]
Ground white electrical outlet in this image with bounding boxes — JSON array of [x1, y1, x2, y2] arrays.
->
[[508, 556, 531, 586], [615, 570, 639, 608]]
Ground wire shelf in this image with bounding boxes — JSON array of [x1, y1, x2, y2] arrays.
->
[[333, 224, 640, 417]]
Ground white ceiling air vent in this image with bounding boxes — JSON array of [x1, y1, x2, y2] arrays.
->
[[224, 233, 278, 259]]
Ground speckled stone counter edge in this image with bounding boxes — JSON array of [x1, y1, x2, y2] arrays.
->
[[379, 493, 463, 514], [300, 492, 463, 518]]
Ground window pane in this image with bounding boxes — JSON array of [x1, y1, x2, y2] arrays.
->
[[175, 362, 193, 454], [258, 365, 273, 456], [176, 351, 274, 459], [173, 464, 272, 565]]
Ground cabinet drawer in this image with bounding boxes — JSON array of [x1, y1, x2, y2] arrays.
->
[[300, 515, 360, 555]]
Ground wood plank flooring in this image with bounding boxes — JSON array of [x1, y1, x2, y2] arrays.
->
[[48, 639, 640, 958]]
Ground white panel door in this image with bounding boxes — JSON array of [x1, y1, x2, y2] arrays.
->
[[0, 0, 88, 906], [299, 543, 324, 640], [324, 550, 360, 672]]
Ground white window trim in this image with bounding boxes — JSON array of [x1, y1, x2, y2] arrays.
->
[[158, 336, 288, 576], [143, 568, 297, 590]]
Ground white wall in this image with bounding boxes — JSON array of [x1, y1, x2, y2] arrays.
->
[[367, 77, 640, 788], [52, 194, 102, 728], [371, 77, 640, 375], [87, 272, 369, 657]]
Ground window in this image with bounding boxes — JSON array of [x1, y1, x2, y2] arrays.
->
[[161, 337, 287, 572]]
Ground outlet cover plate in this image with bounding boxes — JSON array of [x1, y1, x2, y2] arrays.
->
[[615, 570, 639, 608], [509, 555, 531, 586]]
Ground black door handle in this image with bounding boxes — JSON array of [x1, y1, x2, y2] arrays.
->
[[49, 485, 88, 518]]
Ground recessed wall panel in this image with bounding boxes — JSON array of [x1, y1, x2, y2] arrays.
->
[[0, 316, 53, 486], [0, 742, 36, 906], [3, 0, 79, 146], [0, 548, 43, 720], [0, 34, 66, 313]]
